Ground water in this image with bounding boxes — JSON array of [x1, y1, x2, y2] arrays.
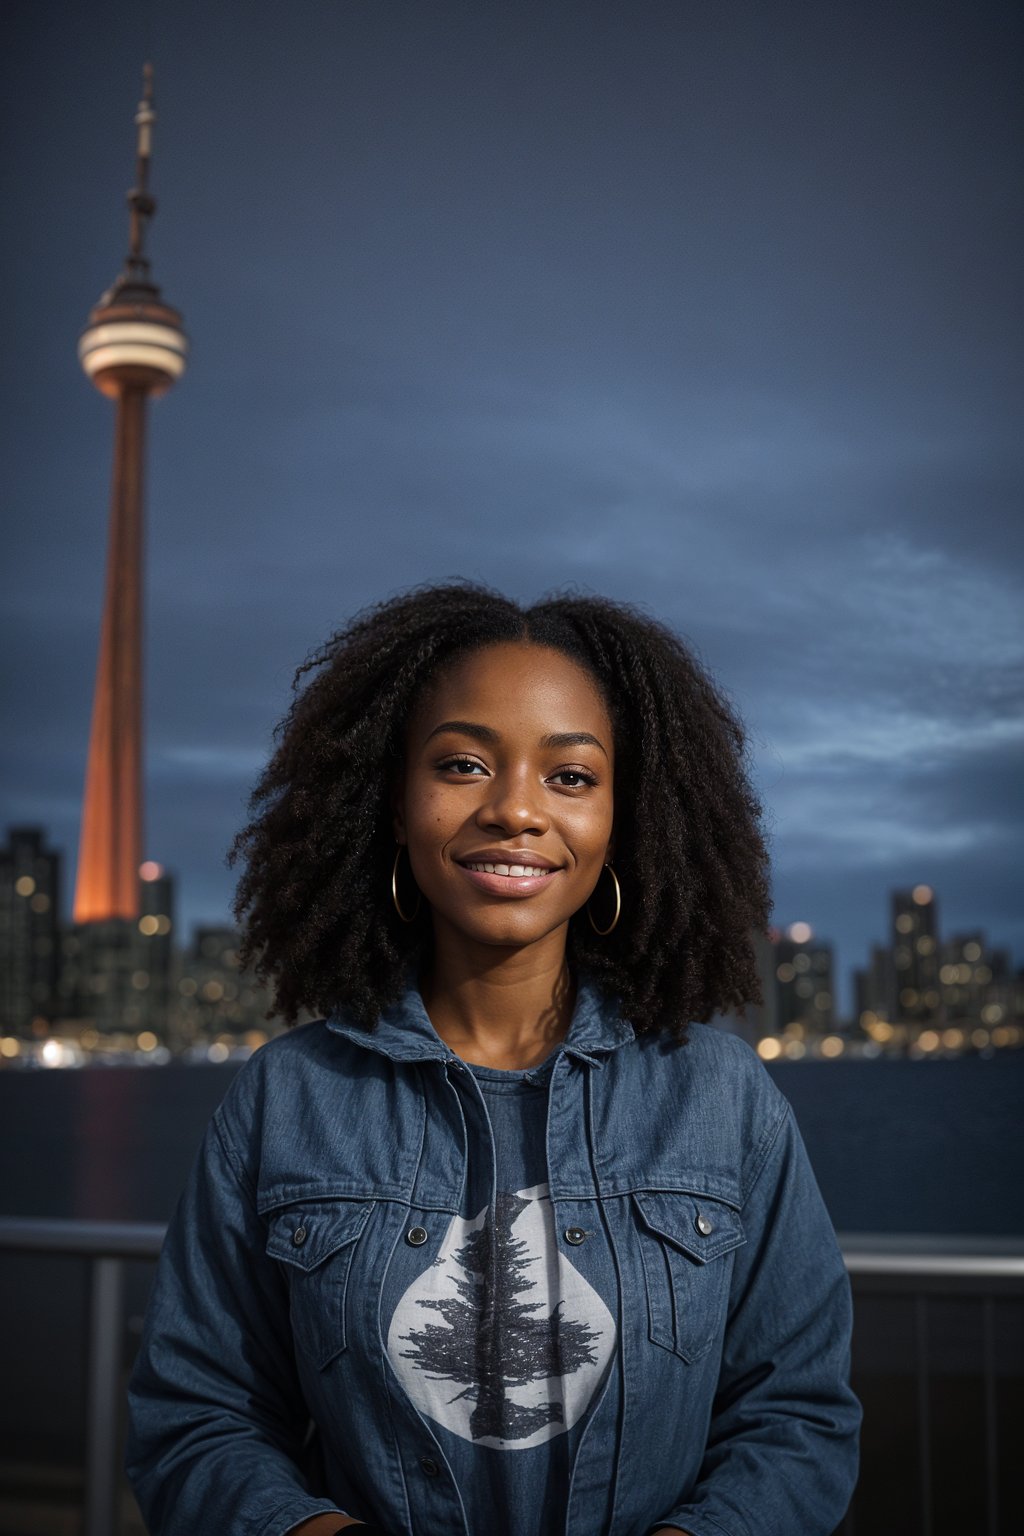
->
[[2, 1051, 1023, 1231]]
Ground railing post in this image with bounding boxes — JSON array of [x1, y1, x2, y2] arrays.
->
[[914, 1294, 932, 1536], [982, 1294, 998, 1536], [85, 1254, 126, 1536]]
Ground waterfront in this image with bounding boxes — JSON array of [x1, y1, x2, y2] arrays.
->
[[3, 1047, 1023, 1232]]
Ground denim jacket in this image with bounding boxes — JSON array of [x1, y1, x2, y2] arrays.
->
[[126, 981, 860, 1536]]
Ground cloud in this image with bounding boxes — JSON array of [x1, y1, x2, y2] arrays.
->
[[152, 746, 268, 781]]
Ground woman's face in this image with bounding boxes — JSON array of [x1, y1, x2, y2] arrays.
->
[[395, 642, 615, 955]]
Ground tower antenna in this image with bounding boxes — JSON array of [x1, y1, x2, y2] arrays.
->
[[127, 61, 157, 275]]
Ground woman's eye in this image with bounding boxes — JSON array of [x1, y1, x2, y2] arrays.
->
[[550, 768, 597, 788], [439, 757, 486, 776]]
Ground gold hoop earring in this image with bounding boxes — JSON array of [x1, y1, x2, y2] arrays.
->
[[587, 863, 621, 936], [391, 846, 421, 923]]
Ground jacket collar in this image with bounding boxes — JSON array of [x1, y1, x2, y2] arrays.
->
[[325, 973, 634, 1068]]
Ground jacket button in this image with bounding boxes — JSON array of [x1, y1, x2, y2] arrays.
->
[[407, 1226, 429, 1246], [564, 1226, 586, 1245], [419, 1455, 440, 1477], [291, 1226, 307, 1247], [695, 1213, 713, 1236]]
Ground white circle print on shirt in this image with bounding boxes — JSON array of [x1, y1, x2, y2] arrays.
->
[[387, 1183, 616, 1450]]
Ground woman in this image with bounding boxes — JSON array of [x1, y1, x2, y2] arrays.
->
[[126, 583, 860, 1536]]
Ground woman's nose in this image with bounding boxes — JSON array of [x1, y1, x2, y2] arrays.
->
[[476, 772, 549, 836]]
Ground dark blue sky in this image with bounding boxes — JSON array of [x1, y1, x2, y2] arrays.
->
[[2, 0, 1022, 1008]]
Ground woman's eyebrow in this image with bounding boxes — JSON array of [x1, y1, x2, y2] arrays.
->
[[425, 720, 500, 744], [542, 731, 609, 759]]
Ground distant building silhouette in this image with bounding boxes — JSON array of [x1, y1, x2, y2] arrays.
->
[[890, 886, 940, 1023], [744, 923, 838, 1059], [60, 865, 177, 1038], [772, 927, 835, 1033], [0, 828, 62, 1033], [175, 925, 272, 1050]]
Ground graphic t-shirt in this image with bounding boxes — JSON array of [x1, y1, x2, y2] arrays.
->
[[384, 1054, 618, 1536]]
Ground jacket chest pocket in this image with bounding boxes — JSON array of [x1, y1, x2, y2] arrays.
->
[[265, 1198, 374, 1370], [633, 1192, 745, 1364]]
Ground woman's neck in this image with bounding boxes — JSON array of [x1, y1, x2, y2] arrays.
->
[[420, 930, 575, 1070]]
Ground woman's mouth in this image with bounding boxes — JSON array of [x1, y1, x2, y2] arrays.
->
[[456, 860, 561, 898], [463, 861, 550, 877]]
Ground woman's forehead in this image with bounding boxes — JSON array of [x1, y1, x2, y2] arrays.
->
[[409, 641, 612, 732]]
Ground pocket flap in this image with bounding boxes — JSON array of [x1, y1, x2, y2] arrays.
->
[[634, 1191, 745, 1264], [265, 1199, 373, 1273]]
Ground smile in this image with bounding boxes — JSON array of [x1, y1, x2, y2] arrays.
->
[[463, 862, 550, 877], [455, 861, 561, 898]]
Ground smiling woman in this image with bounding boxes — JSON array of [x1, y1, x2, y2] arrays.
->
[[396, 644, 615, 1016], [124, 583, 860, 1536]]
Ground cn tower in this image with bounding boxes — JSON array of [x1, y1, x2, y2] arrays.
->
[[74, 66, 187, 924]]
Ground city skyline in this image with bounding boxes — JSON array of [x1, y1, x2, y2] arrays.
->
[[3, 816, 1019, 1059], [1, 1, 1022, 1004]]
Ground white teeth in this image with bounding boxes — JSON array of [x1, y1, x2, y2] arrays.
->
[[464, 862, 550, 877]]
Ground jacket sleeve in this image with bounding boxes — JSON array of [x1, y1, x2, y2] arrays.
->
[[125, 1107, 347, 1536], [653, 1095, 861, 1536]]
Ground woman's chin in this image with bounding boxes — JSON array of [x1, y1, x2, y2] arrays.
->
[[434, 908, 570, 953]]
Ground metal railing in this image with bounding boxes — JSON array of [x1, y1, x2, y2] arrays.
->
[[840, 1234, 1024, 1536], [1, 1220, 1022, 1536], [0, 1218, 164, 1536]]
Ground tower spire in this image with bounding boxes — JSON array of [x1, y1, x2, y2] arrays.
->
[[126, 62, 156, 277], [73, 70, 188, 926]]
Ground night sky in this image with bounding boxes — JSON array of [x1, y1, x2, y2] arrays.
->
[[2, 0, 1021, 1011]]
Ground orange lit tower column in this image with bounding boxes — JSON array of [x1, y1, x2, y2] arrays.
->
[[74, 66, 187, 924]]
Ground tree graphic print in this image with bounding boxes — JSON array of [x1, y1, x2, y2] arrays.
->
[[398, 1191, 602, 1442]]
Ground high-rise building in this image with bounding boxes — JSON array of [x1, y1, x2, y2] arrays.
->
[[174, 926, 275, 1051], [853, 943, 897, 1026], [939, 932, 1009, 1023], [0, 828, 62, 1035], [62, 866, 178, 1041], [770, 924, 835, 1034], [73, 66, 187, 925], [891, 885, 940, 1023]]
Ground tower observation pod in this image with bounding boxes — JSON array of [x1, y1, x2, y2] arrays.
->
[[74, 65, 188, 925]]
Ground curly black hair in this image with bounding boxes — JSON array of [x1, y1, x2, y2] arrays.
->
[[229, 582, 770, 1038]]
